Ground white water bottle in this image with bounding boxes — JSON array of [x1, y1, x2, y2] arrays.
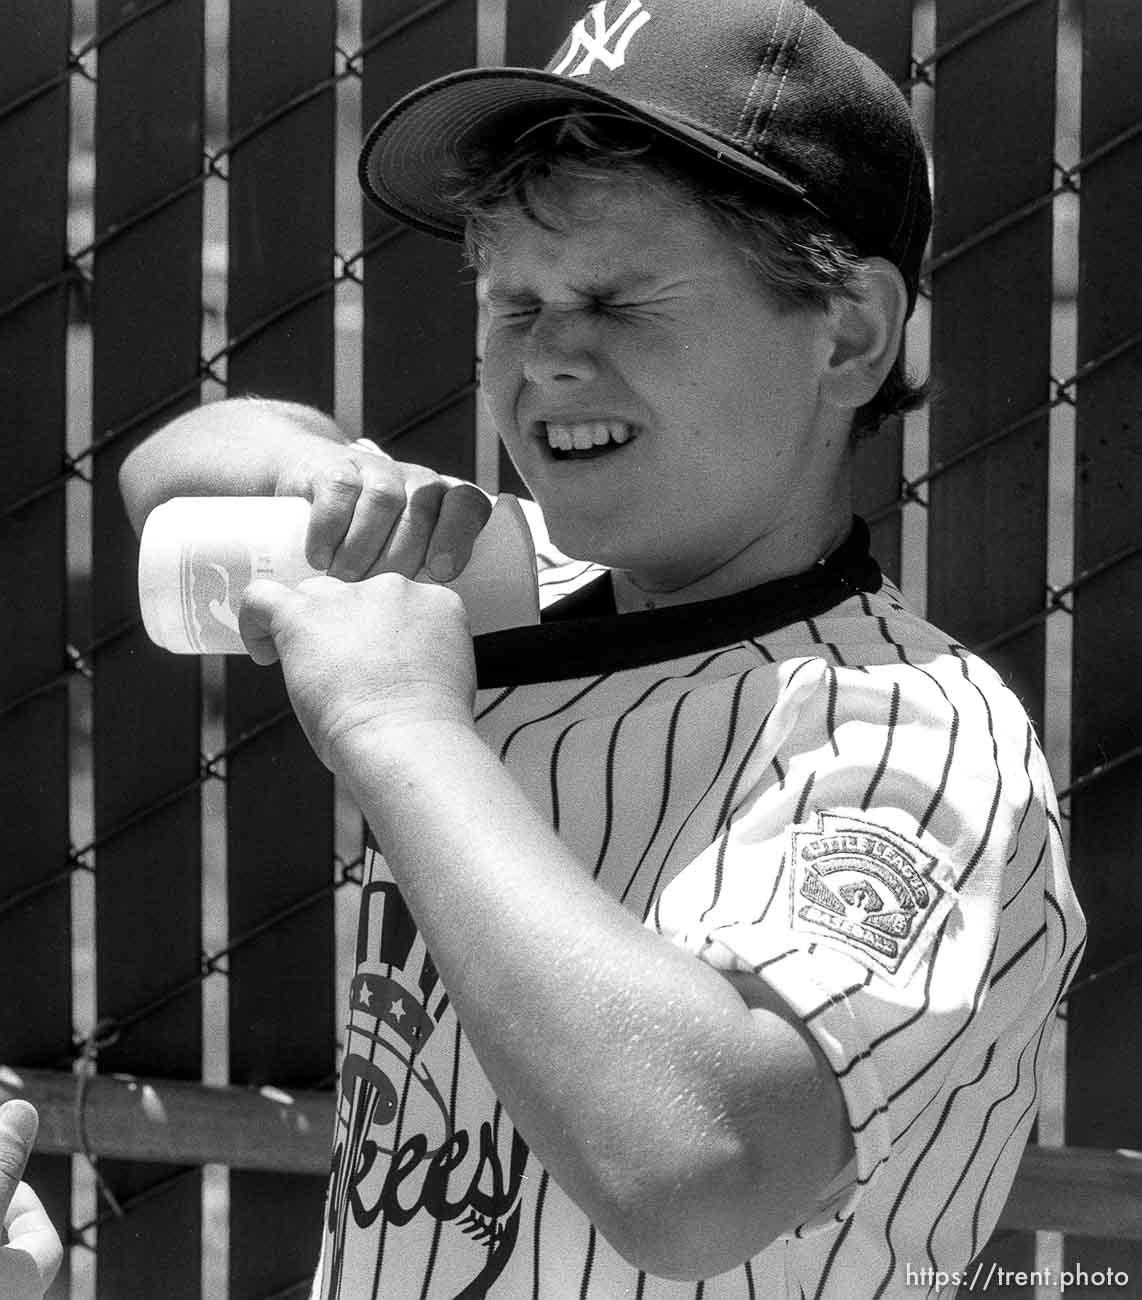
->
[[138, 493, 540, 654]]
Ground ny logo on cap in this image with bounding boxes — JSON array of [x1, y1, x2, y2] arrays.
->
[[552, 0, 652, 77]]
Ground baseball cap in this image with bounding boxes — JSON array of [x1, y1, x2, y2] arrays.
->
[[359, 0, 932, 309]]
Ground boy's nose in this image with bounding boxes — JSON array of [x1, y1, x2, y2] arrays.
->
[[521, 309, 597, 384]]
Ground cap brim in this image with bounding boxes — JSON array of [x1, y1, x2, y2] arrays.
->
[[359, 66, 807, 240]]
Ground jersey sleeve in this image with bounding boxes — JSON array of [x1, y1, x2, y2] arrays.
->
[[649, 649, 1081, 1230]]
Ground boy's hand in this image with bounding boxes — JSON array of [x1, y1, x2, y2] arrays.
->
[[275, 442, 491, 583], [239, 573, 477, 770], [0, 1102, 63, 1300]]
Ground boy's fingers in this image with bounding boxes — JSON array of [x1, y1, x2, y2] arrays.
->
[[0, 1102, 37, 1215], [238, 579, 297, 665], [376, 480, 449, 579], [425, 484, 494, 582], [327, 460, 404, 579], [305, 461, 366, 571]]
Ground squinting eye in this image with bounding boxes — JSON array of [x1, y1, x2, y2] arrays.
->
[[492, 308, 539, 325], [489, 301, 539, 317], [593, 300, 644, 317]]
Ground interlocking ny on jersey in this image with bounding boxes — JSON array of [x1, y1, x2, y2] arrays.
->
[[310, 523, 1084, 1299]]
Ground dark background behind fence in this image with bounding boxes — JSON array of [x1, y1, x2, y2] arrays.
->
[[2, 1, 1140, 1297]]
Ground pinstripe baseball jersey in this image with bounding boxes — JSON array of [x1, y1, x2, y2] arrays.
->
[[310, 519, 1085, 1299]]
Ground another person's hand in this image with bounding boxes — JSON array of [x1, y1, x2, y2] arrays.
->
[[274, 441, 492, 583], [0, 1101, 63, 1300], [240, 572, 477, 770]]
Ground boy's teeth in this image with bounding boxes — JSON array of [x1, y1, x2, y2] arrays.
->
[[545, 421, 632, 451]]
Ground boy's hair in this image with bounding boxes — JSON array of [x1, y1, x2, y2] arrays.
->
[[449, 112, 926, 441]]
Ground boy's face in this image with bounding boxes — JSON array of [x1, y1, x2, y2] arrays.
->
[[477, 172, 851, 594]]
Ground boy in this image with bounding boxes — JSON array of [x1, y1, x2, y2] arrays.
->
[[120, 0, 1085, 1294]]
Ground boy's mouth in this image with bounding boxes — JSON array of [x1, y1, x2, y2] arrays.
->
[[542, 420, 635, 460]]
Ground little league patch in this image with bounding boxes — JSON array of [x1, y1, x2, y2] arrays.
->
[[789, 813, 957, 982]]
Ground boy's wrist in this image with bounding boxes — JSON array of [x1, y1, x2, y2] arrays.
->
[[328, 704, 479, 785]]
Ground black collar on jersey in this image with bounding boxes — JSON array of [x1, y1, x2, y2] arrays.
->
[[473, 516, 881, 688]]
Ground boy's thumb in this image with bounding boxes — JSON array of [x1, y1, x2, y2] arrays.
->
[[0, 1100, 38, 1212]]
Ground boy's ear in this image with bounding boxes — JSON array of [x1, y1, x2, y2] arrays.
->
[[818, 259, 909, 410]]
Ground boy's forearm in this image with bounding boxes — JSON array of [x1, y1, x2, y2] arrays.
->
[[335, 717, 849, 1278], [118, 398, 352, 533]]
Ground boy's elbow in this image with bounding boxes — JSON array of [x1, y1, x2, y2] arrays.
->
[[119, 430, 182, 536], [118, 447, 154, 536], [118, 413, 204, 534], [587, 1140, 789, 1282], [598, 1184, 776, 1282]]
